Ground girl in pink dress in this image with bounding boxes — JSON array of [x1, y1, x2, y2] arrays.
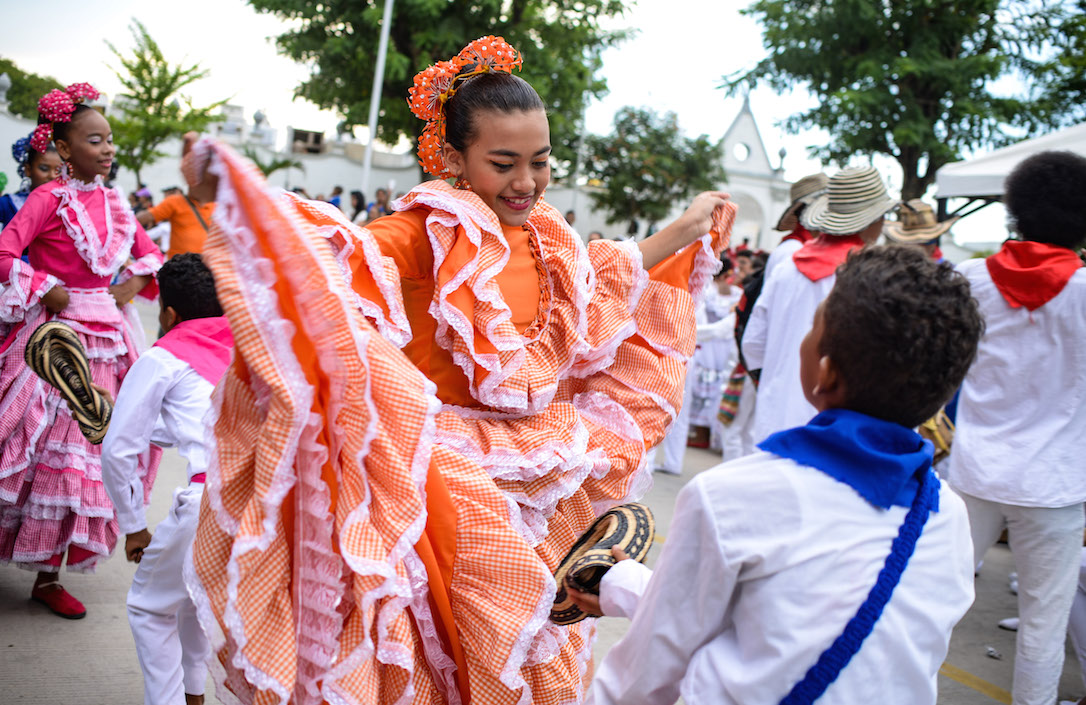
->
[[0, 84, 163, 618]]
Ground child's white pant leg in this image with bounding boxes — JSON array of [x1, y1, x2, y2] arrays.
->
[[959, 491, 1007, 571], [1067, 545, 1086, 692], [657, 363, 695, 474], [127, 484, 208, 704], [179, 593, 210, 695], [1005, 501, 1083, 705]]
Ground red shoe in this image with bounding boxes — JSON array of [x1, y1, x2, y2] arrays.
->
[[31, 583, 87, 619]]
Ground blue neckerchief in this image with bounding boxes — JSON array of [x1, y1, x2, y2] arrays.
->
[[758, 408, 939, 511]]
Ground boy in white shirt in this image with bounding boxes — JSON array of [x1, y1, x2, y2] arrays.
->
[[947, 150, 1086, 705], [102, 253, 233, 705], [574, 246, 983, 705]]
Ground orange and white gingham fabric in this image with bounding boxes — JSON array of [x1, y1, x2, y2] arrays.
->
[[390, 181, 600, 416], [186, 138, 736, 705]]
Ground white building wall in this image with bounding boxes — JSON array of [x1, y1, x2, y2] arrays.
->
[[0, 110, 35, 191], [0, 102, 422, 200], [1, 98, 795, 248]]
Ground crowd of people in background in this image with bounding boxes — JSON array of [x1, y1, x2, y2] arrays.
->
[[118, 179, 407, 257]]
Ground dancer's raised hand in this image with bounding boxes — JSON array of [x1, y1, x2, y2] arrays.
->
[[639, 190, 731, 270]]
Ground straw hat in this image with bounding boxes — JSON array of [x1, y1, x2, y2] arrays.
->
[[550, 503, 655, 625], [24, 321, 113, 444], [775, 173, 829, 231], [883, 199, 959, 244], [804, 166, 899, 236]]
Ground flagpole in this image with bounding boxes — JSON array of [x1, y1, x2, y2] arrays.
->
[[361, 0, 395, 196]]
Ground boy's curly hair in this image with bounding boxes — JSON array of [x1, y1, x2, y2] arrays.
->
[[1005, 150, 1086, 249], [820, 245, 983, 428], [159, 253, 223, 321]]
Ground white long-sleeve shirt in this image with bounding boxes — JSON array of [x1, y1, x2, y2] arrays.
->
[[693, 284, 740, 369], [763, 236, 805, 280], [741, 256, 834, 442], [592, 452, 974, 705], [948, 261, 1086, 507], [101, 347, 215, 534]]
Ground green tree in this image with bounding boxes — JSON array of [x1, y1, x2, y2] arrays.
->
[[584, 107, 725, 234], [241, 146, 305, 178], [726, 0, 1086, 200], [246, 0, 631, 178], [106, 19, 226, 185], [0, 58, 63, 121]]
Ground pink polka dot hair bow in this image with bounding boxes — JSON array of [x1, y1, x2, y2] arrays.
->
[[30, 82, 101, 153]]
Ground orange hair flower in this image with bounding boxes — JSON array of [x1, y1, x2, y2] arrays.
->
[[456, 35, 523, 74], [408, 36, 524, 179], [416, 122, 448, 178], [408, 59, 462, 124]]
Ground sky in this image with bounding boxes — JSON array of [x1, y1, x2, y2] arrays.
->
[[0, 0, 1007, 244]]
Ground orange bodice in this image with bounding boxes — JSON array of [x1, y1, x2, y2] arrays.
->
[[368, 209, 541, 408]]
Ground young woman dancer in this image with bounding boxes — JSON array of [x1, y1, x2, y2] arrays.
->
[[185, 36, 735, 704], [0, 133, 62, 227], [0, 84, 163, 618]]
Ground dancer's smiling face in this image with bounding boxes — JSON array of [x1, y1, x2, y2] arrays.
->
[[443, 108, 551, 228], [55, 108, 115, 183]]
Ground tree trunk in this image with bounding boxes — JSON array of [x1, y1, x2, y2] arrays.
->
[[900, 168, 924, 201], [897, 148, 932, 201]]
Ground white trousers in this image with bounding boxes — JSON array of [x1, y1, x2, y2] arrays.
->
[[721, 375, 756, 463], [652, 361, 696, 475], [960, 492, 1084, 705], [1068, 547, 1086, 692], [127, 483, 210, 705]]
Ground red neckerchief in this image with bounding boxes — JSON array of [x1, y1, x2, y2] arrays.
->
[[986, 240, 1083, 311], [932, 246, 944, 261], [780, 224, 813, 246], [154, 316, 234, 384], [792, 234, 865, 282]]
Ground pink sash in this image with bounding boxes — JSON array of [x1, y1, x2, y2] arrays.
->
[[154, 316, 233, 384]]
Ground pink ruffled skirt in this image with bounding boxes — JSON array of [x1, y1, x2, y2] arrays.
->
[[0, 288, 160, 572]]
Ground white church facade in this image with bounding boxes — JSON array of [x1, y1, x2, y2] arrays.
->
[[716, 96, 792, 251]]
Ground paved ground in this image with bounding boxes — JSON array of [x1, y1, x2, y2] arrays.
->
[[0, 302, 1080, 703]]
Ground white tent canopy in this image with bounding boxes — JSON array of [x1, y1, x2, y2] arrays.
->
[[935, 123, 1086, 200]]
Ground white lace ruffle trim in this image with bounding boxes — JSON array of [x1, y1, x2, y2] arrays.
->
[[394, 184, 595, 416], [0, 259, 61, 324], [51, 178, 137, 277]]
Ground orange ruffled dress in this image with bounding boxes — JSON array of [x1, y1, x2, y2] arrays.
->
[[185, 139, 735, 705]]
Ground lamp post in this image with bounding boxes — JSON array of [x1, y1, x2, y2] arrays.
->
[[360, 0, 395, 195]]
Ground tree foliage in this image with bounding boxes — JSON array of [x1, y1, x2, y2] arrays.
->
[[726, 0, 1086, 199], [106, 19, 225, 184], [0, 57, 63, 121], [246, 0, 631, 178], [584, 107, 725, 232]]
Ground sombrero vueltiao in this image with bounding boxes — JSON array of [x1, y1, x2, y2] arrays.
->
[[24, 321, 113, 444], [551, 502, 655, 625], [775, 173, 829, 231], [884, 199, 959, 244], [804, 166, 899, 236]]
